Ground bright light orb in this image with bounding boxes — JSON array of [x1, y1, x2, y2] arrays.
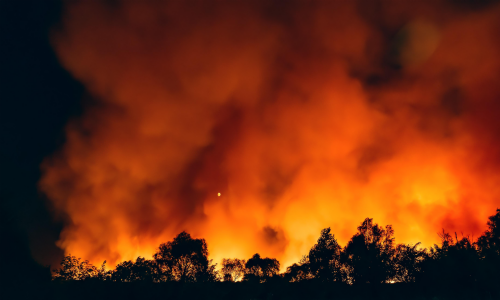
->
[[217, 193, 221, 197]]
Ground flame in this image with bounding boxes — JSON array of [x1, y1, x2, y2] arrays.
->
[[41, 0, 500, 269]]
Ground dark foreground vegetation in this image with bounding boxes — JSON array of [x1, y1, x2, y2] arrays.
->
[[4, 209, 500, 299]]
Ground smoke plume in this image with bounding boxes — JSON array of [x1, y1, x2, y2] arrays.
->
[[41, 0, 500, 268]]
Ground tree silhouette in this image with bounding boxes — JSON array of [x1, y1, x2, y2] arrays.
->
[[477, 209, 500, 286], [477, 209, 500, 255], [113, 260, 134, 282], [221, 258, 246, 282], [393, 243, 427, 283], [394, 210, 500, 289], [243, 253, 280, 283], [285, 256, 313, 282], [418, 230, 480, 287], [52, 255, 99, 281], [308, 227, 342, 282], [342, 218, 396, 284], [477, 208, 500, 284], [153, 231, 218, 282], [113, 257, 159, 282], [46, 208, 500, 300], [96, 261, 112, 281]]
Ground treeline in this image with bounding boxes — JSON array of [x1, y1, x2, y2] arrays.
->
[[52, 209, 500, 288]]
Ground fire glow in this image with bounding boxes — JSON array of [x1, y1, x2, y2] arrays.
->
[[41, 1, 500, 269]]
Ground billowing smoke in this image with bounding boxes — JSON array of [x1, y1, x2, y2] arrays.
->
[[41, 0, 500, 268]]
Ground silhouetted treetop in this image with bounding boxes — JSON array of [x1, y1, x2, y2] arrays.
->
[[343, 218, 396, 284], [478, 208, 500, 256], [154, 231, 209, 262], [49, 208, 500, 296], [244, 253, 280, 283], [153, 231, 218, 282], [113, 257, 158, 282], [308, 227, 342, 282], [52, 255, 99, 281], [285, 255, 313, 282], [394, 243, 427, 283], [221, 258, 246, 282]]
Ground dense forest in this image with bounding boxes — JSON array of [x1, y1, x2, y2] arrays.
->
[[3, 209, 500, 299], [22, 209, 498, 299]]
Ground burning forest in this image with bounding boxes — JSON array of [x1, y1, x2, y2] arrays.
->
[[38, 0, 500, 275]]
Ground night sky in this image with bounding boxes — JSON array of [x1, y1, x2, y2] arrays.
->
[[0, 0, 82, 267]]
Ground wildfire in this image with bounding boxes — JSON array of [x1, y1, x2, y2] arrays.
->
[[41, 0, 500, 269]]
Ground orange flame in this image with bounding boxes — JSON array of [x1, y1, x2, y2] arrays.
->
[[41, 0, 500, 269]]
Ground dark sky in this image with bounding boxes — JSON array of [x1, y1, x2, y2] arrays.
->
[[0, 0, 82, 267]]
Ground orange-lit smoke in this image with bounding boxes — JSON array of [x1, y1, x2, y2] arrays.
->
[[41, 0, 500, 269]]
